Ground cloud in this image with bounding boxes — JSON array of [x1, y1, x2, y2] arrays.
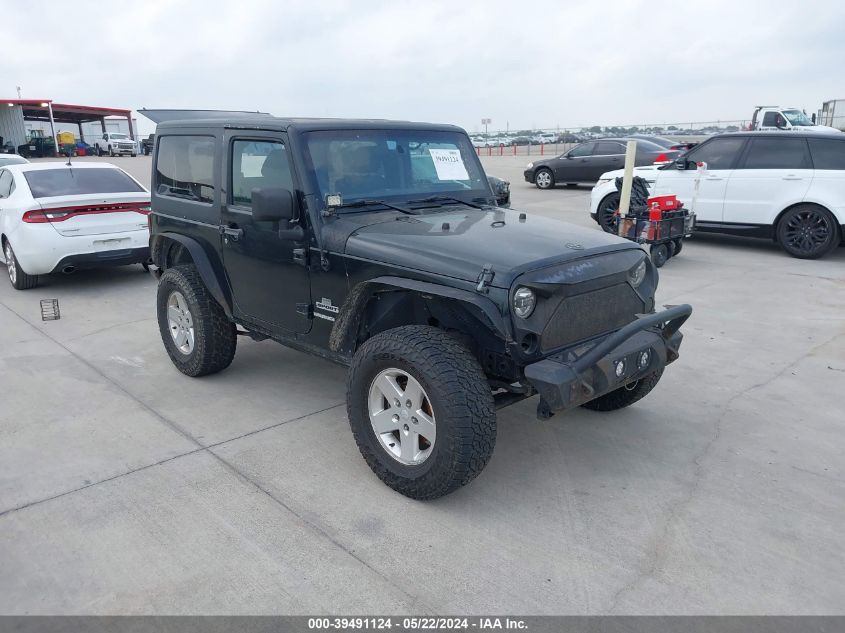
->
[[4, 0, 844, 134]]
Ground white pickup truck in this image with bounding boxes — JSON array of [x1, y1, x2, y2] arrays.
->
[[749, 106, 840, 133], [91, 132, 138, 157]]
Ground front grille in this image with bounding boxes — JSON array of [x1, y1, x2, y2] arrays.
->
[[541, 283, 644, 352]]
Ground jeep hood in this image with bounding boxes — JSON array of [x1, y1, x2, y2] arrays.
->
[[343, 207, 637, 288]]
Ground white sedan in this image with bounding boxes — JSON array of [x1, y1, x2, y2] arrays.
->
[[0, 161, 151, 289]]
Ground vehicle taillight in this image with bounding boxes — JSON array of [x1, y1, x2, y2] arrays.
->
[[653, 153, 669, 164], [22, 210, 70, 223], [21, 203, 150, 223]]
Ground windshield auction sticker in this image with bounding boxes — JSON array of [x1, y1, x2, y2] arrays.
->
[[429, 148, 469, 180]]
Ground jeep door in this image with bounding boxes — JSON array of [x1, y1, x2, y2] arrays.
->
[[221, 132, 311, 334]]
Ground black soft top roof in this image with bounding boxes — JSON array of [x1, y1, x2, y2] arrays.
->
[[142, 109, 464, 134]]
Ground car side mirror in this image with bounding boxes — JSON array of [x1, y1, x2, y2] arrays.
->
[[674, 157, 690, 170], [251, 187, 294, 222]]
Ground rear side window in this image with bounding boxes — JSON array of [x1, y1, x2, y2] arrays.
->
[[594, 141, 625, 155], [155, 135, 215, 204], [0, 170, 13, 198], [740, 138, 811, 169], [808, 139, 845, 170], [687, 137, 745, 170], [23, 168, 144, 198]]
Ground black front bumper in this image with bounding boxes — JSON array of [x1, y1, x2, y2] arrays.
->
[[51, 247, 150, 273], [524, 304, 692, 416], [523, 170, 534, 183]]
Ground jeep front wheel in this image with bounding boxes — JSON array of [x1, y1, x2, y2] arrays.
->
[[156, 264, 237, 377], [347, 325, 496, 500]]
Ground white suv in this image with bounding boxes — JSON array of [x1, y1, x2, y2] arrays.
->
[[590, 132, 845, 259]]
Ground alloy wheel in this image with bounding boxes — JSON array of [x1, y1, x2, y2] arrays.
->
[[783, 209, 832, 256], [368, 368, 436, 465], [535, 170, 552, 189], [5, 243, 16, 285], [166, 291, 195, 355]]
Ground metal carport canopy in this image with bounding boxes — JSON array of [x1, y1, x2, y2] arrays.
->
[[2, 99, 136, 143]]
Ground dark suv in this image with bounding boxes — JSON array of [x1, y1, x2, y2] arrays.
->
[[146, 112, 692, 499]]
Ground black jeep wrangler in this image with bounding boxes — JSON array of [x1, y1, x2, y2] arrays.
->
[[146, 112, 691, 499]]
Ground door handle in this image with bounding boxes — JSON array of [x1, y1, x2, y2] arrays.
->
[[782, 175, 802, 180], [705, 176, 723, 181], [220, 224, 244, 241]]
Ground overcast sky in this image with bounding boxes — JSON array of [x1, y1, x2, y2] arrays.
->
[[4, 0, 844, 135]]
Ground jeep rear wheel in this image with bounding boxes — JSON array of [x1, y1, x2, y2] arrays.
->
[[580, 368, 664, 412], [347, 325, 496, 500], [156, 264, 237, 377]]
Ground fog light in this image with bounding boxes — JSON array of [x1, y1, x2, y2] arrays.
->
[[614, 360, 625, 377], [638, 350, 651, 370]]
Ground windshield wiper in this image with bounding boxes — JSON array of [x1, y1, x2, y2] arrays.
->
[[337, 199, 417, 214], [406, 196, 485, 209]]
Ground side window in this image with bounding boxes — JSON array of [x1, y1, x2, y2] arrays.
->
[[808, 139, 845, 170], [567, 142, 595, 157], [594, 141, 624, 155], [741, 138, 811, 169], [686, 137, 745, 170], [155, 135, 216, 204], [0, 170, 13, 198], [761, 112, 778, 127], [230, 140, 292, 207]]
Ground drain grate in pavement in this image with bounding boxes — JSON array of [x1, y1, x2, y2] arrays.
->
[[40, 299, 61, 321]]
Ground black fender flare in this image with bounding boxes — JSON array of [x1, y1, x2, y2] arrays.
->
[[329, 275, 511, 357], [153, 232, 233, 318]]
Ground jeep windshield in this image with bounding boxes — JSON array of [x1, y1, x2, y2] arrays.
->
[[302, 129, 491, 210], [109, 133, 129, 139], [782, 110, 814, 126]]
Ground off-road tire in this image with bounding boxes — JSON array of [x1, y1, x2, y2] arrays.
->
[[534, 168, 555, 190], [3, 240, 38, 290], [581, 368, 664, 412], [156, 264, 236, 377], [776, 204, 839, 259], [347, 325, 496, 500]]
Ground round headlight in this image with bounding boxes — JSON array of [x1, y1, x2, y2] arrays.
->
[[513, 287, 536, 319], [628, 258, 647, 288], [526, 162, 534, 169]]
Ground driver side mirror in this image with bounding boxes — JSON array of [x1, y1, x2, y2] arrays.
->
[[674, 157, 689, 170], [251, 187, 294, 222]]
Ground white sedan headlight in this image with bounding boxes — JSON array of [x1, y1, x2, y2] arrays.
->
[[513, 287, 536, 318], [596, 178, 612, 187]]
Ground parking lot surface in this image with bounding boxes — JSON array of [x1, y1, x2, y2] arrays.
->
[[1, 155, 843, 614]]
